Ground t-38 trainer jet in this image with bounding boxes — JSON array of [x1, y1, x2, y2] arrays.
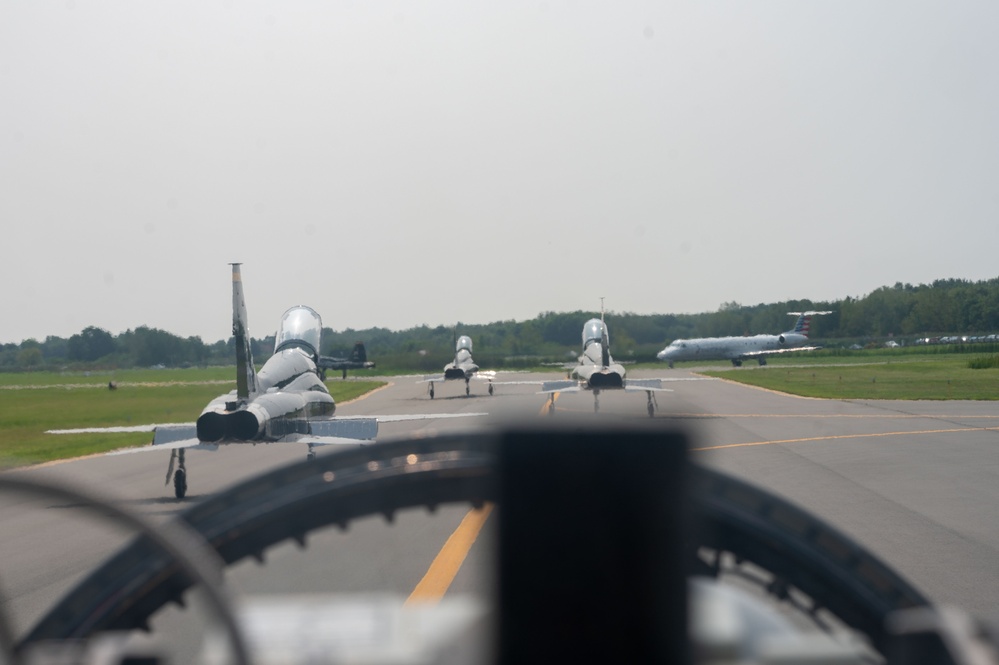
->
[[49, 265, 483, 499], [541, 312, 670, 417], [421, 333, 495, 399]]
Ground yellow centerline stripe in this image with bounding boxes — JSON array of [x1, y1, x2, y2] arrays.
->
[[409, 395, 555, 604], [406, 503, 494, 605], [538, 392, 560, 416], [693, 426, 999, 451]]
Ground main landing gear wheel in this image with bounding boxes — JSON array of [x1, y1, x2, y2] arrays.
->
[[488, 383, 494, 396], [429, 384, 435, 399], [173, 448, 187, 499], [173, 469, 187, 500], [465, 381, 470, 397], [593, 390, 600, 413]]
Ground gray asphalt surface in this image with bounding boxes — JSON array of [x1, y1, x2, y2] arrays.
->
[[2, 369, 998, 655]]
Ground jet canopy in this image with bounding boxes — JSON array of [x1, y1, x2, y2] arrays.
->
[[582, 319, 607, 348], [275, 306, 323, 357], [456, 335, 473, 353]]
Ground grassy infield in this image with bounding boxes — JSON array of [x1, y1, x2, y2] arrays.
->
[[2, 351, 997, 467], [0, 369, 384, 467]]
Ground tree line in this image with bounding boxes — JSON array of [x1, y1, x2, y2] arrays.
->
[[4, 276, 999, 371]]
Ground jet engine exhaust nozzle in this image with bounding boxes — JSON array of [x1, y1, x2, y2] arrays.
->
[[197, 409, 263, 442], [588, 373, 624, 389]]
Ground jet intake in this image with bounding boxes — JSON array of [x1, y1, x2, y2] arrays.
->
[[444, 368, 467, 380], [778, 335, 786, 345], [197, 409, 263, 442]]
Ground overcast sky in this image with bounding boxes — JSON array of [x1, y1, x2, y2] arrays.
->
[[2, 2, 997, 344]]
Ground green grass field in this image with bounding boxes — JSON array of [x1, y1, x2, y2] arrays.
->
[[698, 352, 999, 400], [0, 370, 385, 467]]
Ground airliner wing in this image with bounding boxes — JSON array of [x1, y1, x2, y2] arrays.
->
[[740, 345, 820, 359]]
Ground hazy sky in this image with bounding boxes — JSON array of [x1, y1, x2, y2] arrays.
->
[[3, 2, 998, 344]]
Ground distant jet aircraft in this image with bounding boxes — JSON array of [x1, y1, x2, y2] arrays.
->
[[541, 313, 669, 417], [49, 265, 483, 499], [318, 341, 375, 379], [656, 311, 832, 368], [422, 333, 494, 399]]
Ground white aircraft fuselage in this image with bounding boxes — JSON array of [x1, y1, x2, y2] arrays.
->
[[656, 311, 830, 367]]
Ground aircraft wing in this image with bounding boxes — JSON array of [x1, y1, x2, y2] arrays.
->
[[46, 423, 195, 435], [419, 375, 446, 383], [622, 380, 672, 393], [740, 345, 821, 359], [318, 358, 375, 371], [334, 413, 489, 423], [539, 380, 581, 394], [107, 439, 220, 455]]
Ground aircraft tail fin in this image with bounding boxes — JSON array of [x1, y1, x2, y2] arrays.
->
[[231, 263, 258, 400], [786, 311, 832, 338], [600, 297, 611, 367], [350, 341, 367, 363]]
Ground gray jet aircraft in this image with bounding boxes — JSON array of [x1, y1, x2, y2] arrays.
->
[[49, 264, 483, 498], [318, 341, 375, 379], [541, 313, 669, 417], [656, 311, 832, 368], [421, 333, 494, 398]]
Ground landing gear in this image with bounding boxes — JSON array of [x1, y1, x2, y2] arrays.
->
[[173, 449, 187, 499], [465, 379, 470, 397], [732, 359, 743, 367], [429, 383, 435, 399], [488, 382, 494, 396], [668, 361, 674, 369], [593, 389, 600, 413], [307, 443, 316, 462], [548, 395, 556, 416], [646, 390, 658, 418], [758, 358, 767, 366]]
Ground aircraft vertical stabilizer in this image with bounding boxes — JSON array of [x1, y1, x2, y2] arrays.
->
[[231, 263, 258, 400]]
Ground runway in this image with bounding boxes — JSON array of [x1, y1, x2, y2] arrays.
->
[[2, 369, 998, 652]]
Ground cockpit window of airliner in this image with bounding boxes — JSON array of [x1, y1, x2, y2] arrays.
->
[[275, 306, 322, 356]]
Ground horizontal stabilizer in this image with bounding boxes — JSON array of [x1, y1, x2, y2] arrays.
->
[[107, 439, 218, 455], [540, 380, 580, 394], [623, 378, 663, 390], [47, 423, 194, 435], [310, 418, 378, 441], [335, 413, 489, 423], [153, 425, 198, 445]]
